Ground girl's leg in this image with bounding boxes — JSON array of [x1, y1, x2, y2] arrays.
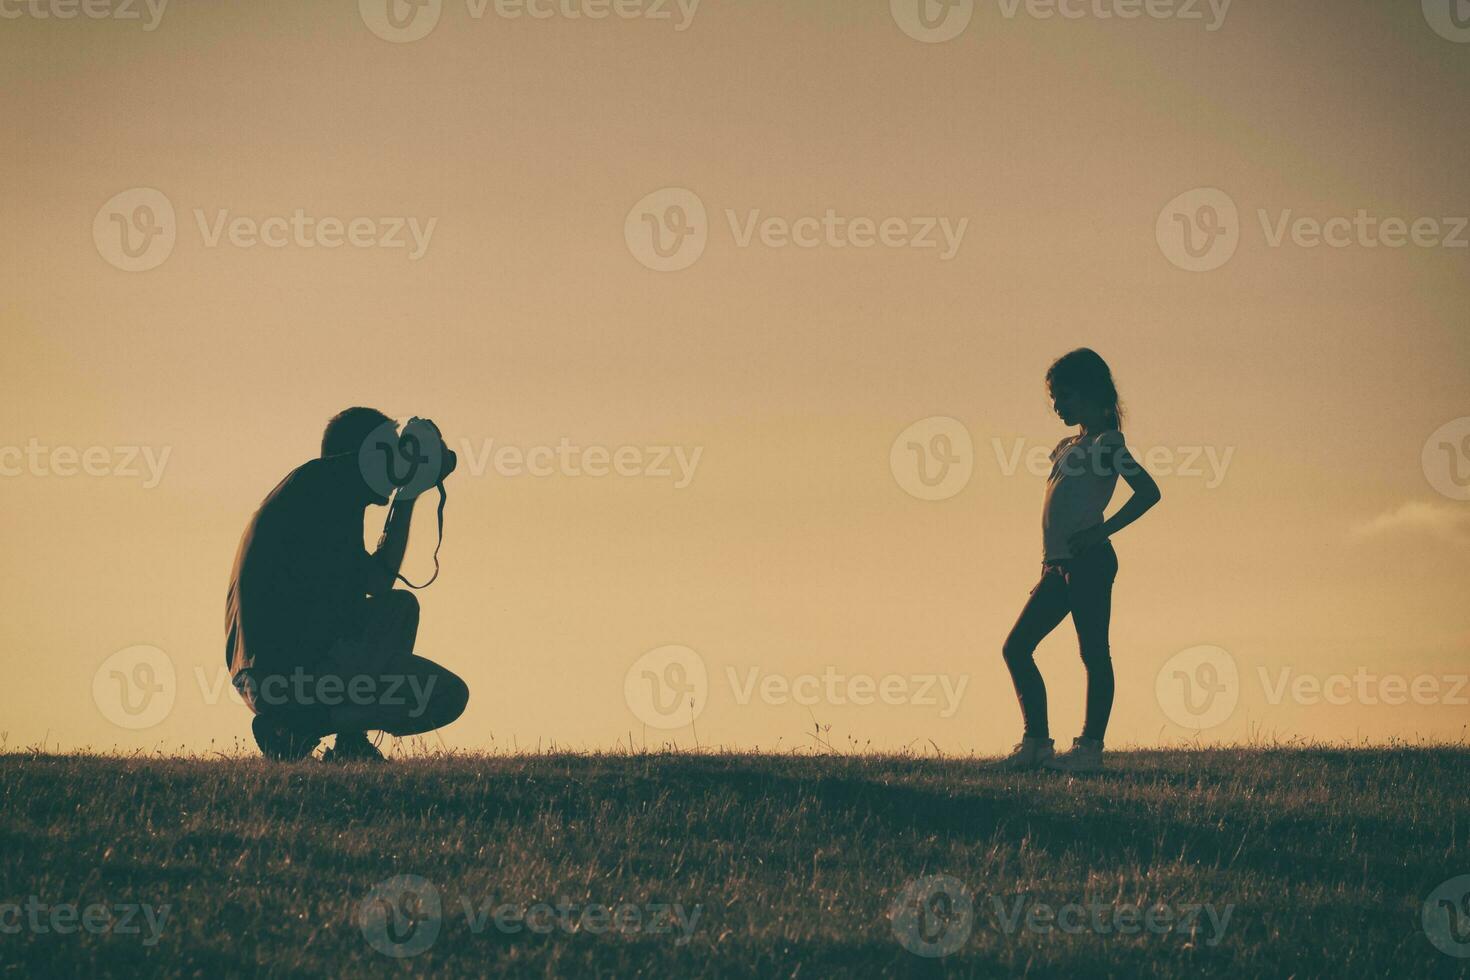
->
[[1065, 547, 1118, 742], [1001, 570, 1071, 739]]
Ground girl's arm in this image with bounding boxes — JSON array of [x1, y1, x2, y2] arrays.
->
[[1068, 444, 1162, 553], [1100, 445, 1162, 538]]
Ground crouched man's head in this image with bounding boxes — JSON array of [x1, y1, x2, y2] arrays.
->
[[323, 407, 395, 459], [323, 406, 396, 504]]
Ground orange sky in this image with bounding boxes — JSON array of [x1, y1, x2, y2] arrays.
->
[[3, 0, 1467, 755]]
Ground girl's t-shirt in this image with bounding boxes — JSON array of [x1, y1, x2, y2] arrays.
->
[[1041, 428, 1124, 560]]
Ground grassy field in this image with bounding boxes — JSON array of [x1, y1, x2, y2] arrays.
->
[[1, 747, 1467, 977]]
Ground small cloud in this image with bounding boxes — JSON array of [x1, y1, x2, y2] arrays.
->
[[1351, 501, 1470, 543]]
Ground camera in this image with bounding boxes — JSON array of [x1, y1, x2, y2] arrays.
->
[[402, 416, 456, 486], [359, 416, 456, 501]]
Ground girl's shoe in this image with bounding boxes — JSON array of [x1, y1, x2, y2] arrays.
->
[[986, 736, 1056, 770], [1044, 736, 1104, 773]]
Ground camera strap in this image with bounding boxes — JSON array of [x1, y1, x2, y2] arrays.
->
[[395, 480, 447, 590]]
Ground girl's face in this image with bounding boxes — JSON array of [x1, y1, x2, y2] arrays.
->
[[1049, 383, 1087, 426]]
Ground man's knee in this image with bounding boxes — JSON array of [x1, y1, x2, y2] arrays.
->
[[374, 665, 466, 737], [378, 589, 419, 623], [425, 669, 468, 728]]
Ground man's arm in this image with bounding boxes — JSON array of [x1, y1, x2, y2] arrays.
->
[[365, 490, 418, 595]]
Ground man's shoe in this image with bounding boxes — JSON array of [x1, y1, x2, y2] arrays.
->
[[323, 732, 386, 764], [252, 715, 321, 762], [985, 736, 1056, 771], [1044, 736, 1105, 773]]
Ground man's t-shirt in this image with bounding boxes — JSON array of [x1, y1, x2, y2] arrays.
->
[[226, 455, 384, 679]]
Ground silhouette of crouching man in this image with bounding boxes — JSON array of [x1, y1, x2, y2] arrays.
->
[[226, 408, 468, 762]]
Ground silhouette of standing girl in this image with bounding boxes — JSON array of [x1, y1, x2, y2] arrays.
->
[[992, 349, 1161, 772]]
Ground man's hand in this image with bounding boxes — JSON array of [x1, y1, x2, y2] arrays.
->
[[369, 419, 439, 590], [403, 417, 456, 483], [1067, 524, 1109, 555]]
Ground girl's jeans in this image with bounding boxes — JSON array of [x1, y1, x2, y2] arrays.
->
[[1002, 542, 1118, 742]]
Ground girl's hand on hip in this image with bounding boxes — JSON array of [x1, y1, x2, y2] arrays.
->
[[1068, 525, 1109, 555]]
